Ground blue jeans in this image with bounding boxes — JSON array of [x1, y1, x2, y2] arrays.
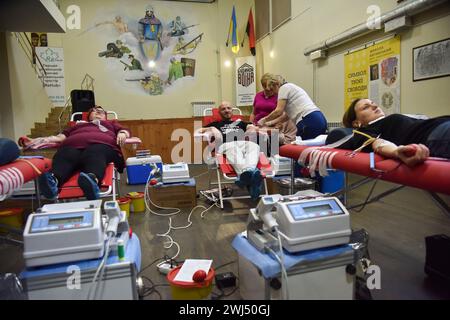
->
[[426, 120, 450, 159], [296, 111, 328, 140]]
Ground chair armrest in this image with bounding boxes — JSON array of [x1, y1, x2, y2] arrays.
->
[[125, 137, 142, 144], [18, 136, 60, 150]]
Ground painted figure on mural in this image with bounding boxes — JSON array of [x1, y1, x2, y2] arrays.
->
[[122, 54, 143, 71], [168, 16, 187, 37], [96, 16, 129, 35], [116, 40, 131, 54], [139, 6, 162, 42], [167, 57, 184, 84], [98, 42, 124, 58], [141, 73, 164, 95], [172, 33, 203, 55]]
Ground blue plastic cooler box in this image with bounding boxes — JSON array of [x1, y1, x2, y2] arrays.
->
[[318, 169, 345, 194], [126, 155, 163, 185]]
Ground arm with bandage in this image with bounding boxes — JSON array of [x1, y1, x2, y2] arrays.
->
[[372, 139, 429, 167], [343, 130, 430, 167]]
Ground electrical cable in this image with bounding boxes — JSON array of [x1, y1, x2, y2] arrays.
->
[[214, 260, 237, 271], [139, 255, 170, 275], [87, 235, 112, 300], [275, 228, 290, 300], [192, 170, 210, 179], [350, 179, 379, 213], [143, 164, 220, 266], [156, 234, 181, 261], [144, 167, 180, 216], [154, 203, 219, 261], [141, 275, 162, 300], [266, 240, 290, 300]]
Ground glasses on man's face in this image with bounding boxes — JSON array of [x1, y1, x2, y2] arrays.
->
[[92, 107, 106, 114]]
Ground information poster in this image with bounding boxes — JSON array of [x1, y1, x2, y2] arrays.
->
[[35, 47, 66, 106], [344, 36, 401, 114], [235, 56, 256, 107]]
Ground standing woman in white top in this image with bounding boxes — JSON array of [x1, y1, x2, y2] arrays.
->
[[257, 74, 328, 140]]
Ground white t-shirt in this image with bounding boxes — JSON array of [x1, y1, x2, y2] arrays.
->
[[278, 83, 319, 124]]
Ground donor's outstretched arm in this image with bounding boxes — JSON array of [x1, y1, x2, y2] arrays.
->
[[373, 139, 429, 167]]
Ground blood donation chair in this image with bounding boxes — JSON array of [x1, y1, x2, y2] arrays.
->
[[201, 108, 275, 209], [19, 110, 141, 201]]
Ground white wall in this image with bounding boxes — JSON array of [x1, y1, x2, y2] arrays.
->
[[50, 0, 255, 120], [257, 0, 450, 122], [3, 0, 256, 138], [0, 32, 11, 138], [1, 32, 52, 140], [216, 0, 255, 106], [10, 0, 446, 136]]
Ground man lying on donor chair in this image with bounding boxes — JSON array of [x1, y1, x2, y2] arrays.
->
[[197, 101, 264, 200], [29, 106, 130, 200]]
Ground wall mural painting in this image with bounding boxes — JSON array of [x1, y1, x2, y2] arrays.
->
[[83, 4, 203, 96]]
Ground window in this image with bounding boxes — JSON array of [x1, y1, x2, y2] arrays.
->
[[255, 0, 270, 40], [255, 0, 291, 40]]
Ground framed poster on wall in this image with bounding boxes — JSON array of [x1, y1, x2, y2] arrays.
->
[[344, 36, 401, 115], [235, 56, 256, 107], [413, 38, 450, 82]]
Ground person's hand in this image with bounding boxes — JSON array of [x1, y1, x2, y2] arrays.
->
[[117, 132, 127, 146], [257, 117, 266, 126], [396, 144, 429, 167]]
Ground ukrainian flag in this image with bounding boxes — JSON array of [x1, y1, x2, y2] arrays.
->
[[228, 6, 240, 54]]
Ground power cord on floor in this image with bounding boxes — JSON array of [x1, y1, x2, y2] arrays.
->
[[155, 203, 219, 261], [214, 260, 237, 271], [140, 275, 162, 299], [143, 167, 221, 272], [139, 255, 171, 275], [192, 170, 210, 179]]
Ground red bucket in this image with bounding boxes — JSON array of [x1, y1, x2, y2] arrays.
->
[[167, 265, 215, 300]]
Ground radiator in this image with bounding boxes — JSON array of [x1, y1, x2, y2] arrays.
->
[[191, 101, 216, 117]]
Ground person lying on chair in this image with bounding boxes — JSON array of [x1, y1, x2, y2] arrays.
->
[[339, 98, 450, 166], [197, 101, 263, 200], [29, 106, 130, 200]]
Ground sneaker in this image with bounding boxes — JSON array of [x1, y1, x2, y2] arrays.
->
[[249, 169, 262, 200], [236, 170, 252, 188], [38, 172, 58, 199], [78, 172, 100, 200]]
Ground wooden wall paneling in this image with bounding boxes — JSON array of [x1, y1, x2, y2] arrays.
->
[[121, 118, 198, 163]]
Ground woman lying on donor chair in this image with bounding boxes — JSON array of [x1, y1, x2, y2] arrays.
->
[[339, 98, 450, 166], [30, 106, 130, 200]]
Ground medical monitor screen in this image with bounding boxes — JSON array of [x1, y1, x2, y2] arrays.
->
[[287, 200, 344, 221], [303, 204, 332, 214], [48, 216, 83, 225]]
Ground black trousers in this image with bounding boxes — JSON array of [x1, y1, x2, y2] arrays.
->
[[51, 144, 123, 185], [427, 120, 450, 159]]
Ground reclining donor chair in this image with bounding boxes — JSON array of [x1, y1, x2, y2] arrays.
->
[[19, 109, 141, 201], [201, 107, 275, 209]]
